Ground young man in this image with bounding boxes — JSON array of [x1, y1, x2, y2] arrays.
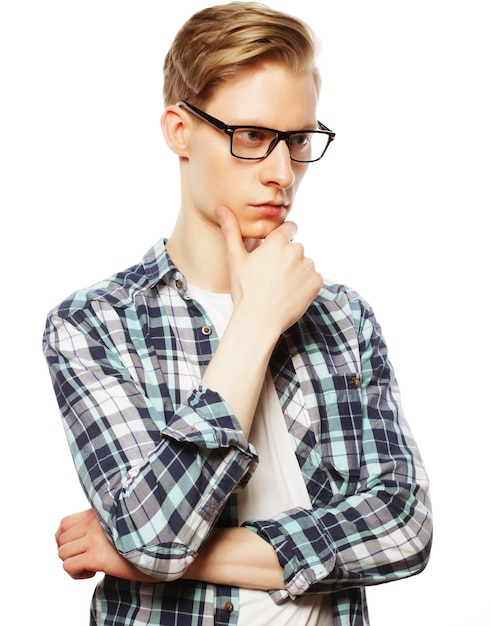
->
[[44, 3, 432, 625]]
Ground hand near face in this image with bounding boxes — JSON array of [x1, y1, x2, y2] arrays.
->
[[216, 206, 323, 337]]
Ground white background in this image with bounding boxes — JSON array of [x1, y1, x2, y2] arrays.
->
[[1, 1, 489, 624]]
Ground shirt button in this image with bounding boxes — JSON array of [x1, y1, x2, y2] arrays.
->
[[175, 279, 183, 290], [350, 376, 361, 389], [223, 601, 234, 613], [201, 325, 212, 336]]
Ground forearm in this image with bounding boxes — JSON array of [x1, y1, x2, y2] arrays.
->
[[57, 510, 285, 591], [107, 527, 286, 590], [183, 527, 285, 590], [201, 305, 278, 437]]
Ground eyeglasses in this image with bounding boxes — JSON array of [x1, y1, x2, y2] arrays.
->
[[177, 101, 335, 163]]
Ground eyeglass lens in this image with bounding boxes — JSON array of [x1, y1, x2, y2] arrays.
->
[[231, 128, 329, 162]]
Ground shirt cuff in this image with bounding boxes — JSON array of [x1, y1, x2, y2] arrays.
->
[[243, 508, 336, 599], [161, 386, 254, 455]]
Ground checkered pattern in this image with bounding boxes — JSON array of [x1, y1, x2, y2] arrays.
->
[[43, 239, 432, 625]]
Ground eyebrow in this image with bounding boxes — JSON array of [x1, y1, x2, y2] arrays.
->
[[200, 105, 316, 131], [224, 117, 320, 131]]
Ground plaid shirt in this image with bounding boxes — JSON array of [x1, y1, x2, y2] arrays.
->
[[43, 239, 432, 626]]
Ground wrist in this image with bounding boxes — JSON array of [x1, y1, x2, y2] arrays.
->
[[230, 300, 283, 349]]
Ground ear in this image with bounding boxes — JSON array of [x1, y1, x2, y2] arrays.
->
[[161, 105, 191, 157]]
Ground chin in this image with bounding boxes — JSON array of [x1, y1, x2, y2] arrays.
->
[[241, 218, 285, 241]]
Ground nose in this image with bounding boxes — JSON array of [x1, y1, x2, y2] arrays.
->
[[259, 139, 296, 189]]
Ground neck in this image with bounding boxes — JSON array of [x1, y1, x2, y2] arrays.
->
[[165, 208, 237, 293]]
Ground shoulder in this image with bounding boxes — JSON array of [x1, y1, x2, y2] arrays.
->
[[47, 261, 148, 323], [46, 239, 172, 324], [314, 279, 374, 329]]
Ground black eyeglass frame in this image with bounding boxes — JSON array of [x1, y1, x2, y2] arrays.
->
[[177, 100, 335, 163]]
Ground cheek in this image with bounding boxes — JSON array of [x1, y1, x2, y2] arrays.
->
[[188, 150, 224, 203], [199, 160, 250, 207], [293, 163, 309, 188]]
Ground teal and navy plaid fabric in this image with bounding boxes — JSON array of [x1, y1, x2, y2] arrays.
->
[[43, 239, 432, 626]]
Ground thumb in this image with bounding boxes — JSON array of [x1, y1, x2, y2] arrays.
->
[[215, 206, 247, 264]]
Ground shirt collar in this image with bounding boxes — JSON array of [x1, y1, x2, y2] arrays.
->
[[141, 238, 182, 286]]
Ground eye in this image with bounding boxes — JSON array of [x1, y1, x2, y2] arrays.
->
[[235, 128, 269, 145], [290, 133, 311, 149]]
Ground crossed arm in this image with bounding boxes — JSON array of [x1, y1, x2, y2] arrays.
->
[[56, 508, 285, 590]]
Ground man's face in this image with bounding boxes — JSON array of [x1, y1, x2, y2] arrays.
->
[[183, 62, 319, 240]]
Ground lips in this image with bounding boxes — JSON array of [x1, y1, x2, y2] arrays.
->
[[251, 202, 288, 217]]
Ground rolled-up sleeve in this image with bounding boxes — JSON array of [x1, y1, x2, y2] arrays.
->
[[44, 311, 257, 581], [242, 297, 432, 601]]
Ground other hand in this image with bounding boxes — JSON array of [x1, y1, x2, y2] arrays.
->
[[55, 508, 149, 581]]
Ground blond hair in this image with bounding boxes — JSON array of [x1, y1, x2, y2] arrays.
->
[[163, 2, 320, 106]]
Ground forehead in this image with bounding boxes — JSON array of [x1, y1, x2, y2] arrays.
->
[[205, 62, 319, 128]]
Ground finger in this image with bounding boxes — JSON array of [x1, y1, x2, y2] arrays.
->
[[55, 509, 94, 546], [57, 521, 88, 549], [62, 554, 97, 580], [70, 569, 97, 580], [267, 220, 298, 242], [58, 536, 88, 562], [215, 206, 247, 264]]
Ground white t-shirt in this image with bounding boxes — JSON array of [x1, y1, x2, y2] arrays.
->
[[187, 284, 331, 626]]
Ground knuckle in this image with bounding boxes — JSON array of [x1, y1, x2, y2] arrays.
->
[[292, 242, 305, 256], [59, 514, 73, 532]]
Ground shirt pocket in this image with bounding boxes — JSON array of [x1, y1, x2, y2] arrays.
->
[[316, 372, 363, 496]]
